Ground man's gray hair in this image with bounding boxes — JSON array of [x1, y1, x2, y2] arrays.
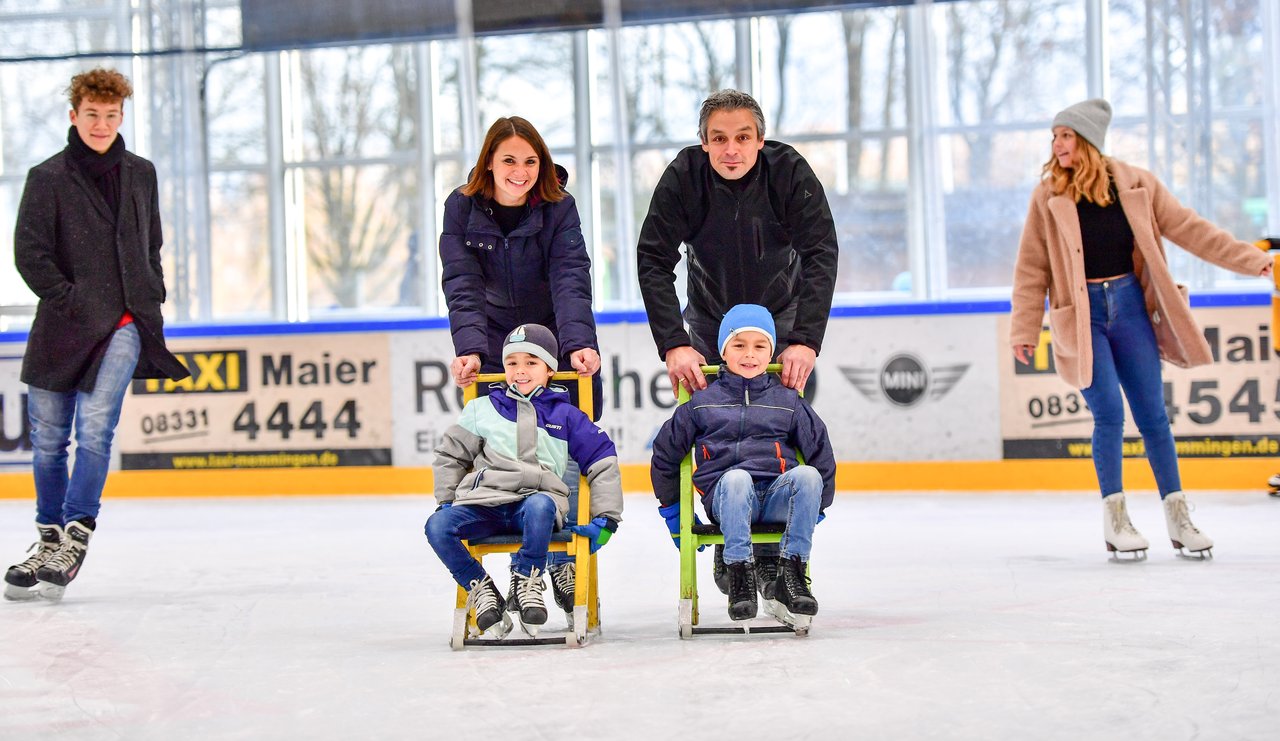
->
[[698, 89, 766, 143]]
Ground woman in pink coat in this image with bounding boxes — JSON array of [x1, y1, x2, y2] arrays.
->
[[1010, 99, 1273, 561]]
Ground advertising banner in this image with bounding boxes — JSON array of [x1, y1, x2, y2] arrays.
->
[[390, 314, 1002, 465], [998, 305, 1280, 459], [116, 333, 393, 469]]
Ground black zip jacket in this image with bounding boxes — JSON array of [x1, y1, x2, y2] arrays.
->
[[636, 141, 839, 360]]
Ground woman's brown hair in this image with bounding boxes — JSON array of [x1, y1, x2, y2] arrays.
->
[[461, 117, 565, 204], [1042, 132, 1113, 206]]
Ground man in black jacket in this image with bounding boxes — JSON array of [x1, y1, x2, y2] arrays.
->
[[4, 68, 189, 602], [636, 89, 839, 397]]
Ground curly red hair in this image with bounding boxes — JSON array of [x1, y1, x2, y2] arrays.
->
[[67, 68, 133, 110]]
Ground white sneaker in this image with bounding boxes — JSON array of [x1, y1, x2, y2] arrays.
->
[[1102, 492, 1148, 559], [1163, 491, 1213, 558]]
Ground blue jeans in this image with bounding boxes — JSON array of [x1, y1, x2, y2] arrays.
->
[[425, 493, 558, 588], [28, 324, 140, 526], [710, 466, 822, 564], [1079, 274, 1181, 498]]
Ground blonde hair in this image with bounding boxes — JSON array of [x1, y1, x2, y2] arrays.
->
[[1042, 134, 1113, 206]]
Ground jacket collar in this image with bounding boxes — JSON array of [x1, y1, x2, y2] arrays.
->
[[714, 366, 777, 395], [467, 194, 545, 237]]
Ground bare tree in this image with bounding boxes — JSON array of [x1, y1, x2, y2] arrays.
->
[[300, 46, 416, 308]]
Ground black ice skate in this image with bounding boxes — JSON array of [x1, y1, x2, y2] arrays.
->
[[548, 561, 575, 626], [712, 544, 730, 595], [35, 519, 94, 601], [725, 561, 758, 620], [755, 555, 779, 601], [773, 555, 818, 616], [4, 523, 63, 601], [507, 566, 549, 635], [465, 574, 511, 638]]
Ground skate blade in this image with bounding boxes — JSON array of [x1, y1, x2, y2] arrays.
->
[[512, 612, 543, 638], [762, 598, 813, 633], [467, 613, 515, 641], [3, 583, 40, 601], [1174, 546, 1213, 561], [36, 582, 66, 602], [1105, 543, 1148, 562]]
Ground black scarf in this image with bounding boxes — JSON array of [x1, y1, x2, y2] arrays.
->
[[67, 125, 125, 219]]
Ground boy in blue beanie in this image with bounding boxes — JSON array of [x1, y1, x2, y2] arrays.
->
[[426, 323, 623, 637], [650, 304, 836, 621]]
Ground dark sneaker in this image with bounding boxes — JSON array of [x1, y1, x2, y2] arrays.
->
[[774, 555, 817, 616], [726, 561, 758, 620]]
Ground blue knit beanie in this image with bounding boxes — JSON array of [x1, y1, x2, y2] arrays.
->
[[503, 323, 558, 372], [717, 304, 776, 357]]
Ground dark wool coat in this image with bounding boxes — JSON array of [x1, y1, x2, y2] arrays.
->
[[636, 141, 840, 360], [15, 148, 190, 392]]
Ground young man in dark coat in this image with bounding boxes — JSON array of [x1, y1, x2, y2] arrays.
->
[[4, 68, 190, 602]]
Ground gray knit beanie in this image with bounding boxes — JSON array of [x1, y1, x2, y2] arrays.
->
[[502, 323, 559, 373], [1052, 98, 1112, 152]]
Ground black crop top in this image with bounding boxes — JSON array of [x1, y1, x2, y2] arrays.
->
[[1077, 185, 1135, 279]]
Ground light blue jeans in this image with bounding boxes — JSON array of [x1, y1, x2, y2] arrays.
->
[[1079, 274, 1182, 498], [28, 323, 140, 525], [710, 466, 822, 564], [425, 493, 558, 588]]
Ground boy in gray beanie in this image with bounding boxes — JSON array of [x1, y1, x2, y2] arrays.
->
[[426, 323, 623, 639], [1052, 98, 1112, 152]]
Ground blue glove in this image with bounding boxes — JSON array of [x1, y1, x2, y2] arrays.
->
[[568, 516, 618, 554], [435, 501, 453, 513], [658, 504, 705, 551], [817, 511, 825, 525]]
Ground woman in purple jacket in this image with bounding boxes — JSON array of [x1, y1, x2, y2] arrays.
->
[[438, 116, 601, 621], [439, 116, 600, 390]]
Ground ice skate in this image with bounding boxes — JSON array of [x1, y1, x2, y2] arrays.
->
[[465, 574, 512, 639], [725, 561, 758, 620], [1102, 493, 1148, 561], [35, 519, 94, 601], [773, 555, 818, 617], [762, 596, 813, 634], [507, 566, 548, 636], [548, 561, 575, 629], [4, 524, 63, 602], [754, 554, 779, 601], [1268, 473, 1280, 497], [1163, 491, 1213, 560], [712, 544, 729, 595]]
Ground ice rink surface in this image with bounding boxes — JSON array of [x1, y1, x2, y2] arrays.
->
[[1, 490, 1277, 740]]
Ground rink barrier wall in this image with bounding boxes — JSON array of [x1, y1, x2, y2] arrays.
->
[[2, 294, 1275, 498]]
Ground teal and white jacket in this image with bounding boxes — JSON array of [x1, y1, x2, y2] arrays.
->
[[433, 383, 623, 527]]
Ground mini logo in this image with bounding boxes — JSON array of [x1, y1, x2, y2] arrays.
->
[[509, 326, 526, 342], [840, 353, 969, 407]]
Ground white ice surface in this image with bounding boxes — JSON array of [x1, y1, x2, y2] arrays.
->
[[1, 491, 1278, 740]]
